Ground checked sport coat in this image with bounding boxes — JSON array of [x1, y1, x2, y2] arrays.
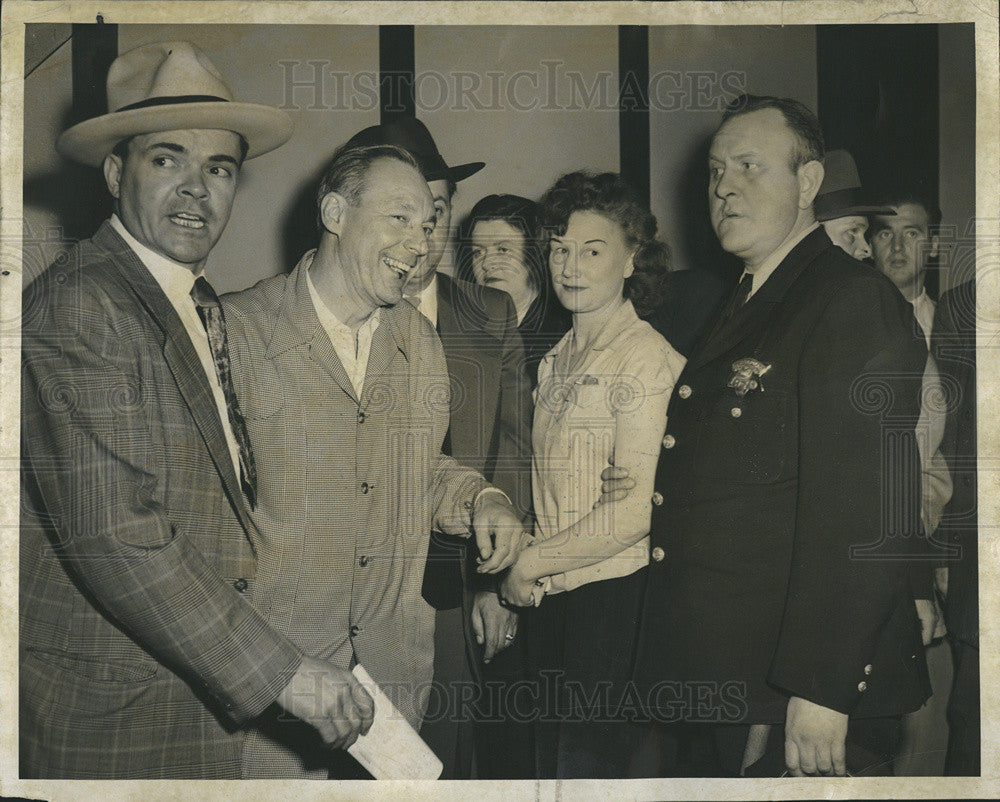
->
[[19, 221, 303, 779]]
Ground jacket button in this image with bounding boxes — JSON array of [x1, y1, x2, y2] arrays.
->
[[233, 578, 248, 592], [358, 410, 366, 424], [731, 407, 742, 418], [651, 491, 664, 506], [678, 385, 692, 399], [361, 481, 371, 494], [350, 625, 360, 637], [651, 546, 665, 562], [864, 664, 873, 675], [662, 434, 676, 449], [358, 555, 370, 567], [857, 681, 868, 692]]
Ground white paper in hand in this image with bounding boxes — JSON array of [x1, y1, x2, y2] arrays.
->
[[347, 664, 443, 780]]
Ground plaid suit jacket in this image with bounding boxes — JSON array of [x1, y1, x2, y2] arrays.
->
[[19, 222, 302, 778], [222, 256, 489, 777]]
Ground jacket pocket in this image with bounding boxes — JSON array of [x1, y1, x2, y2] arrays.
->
[[692, 389, 795, 484]]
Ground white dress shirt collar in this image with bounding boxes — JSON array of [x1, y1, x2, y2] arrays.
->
[[108, 215, 242, 479], [910, 287, 936, 346], [406, 274, 439, 328], [110, 214, 203, 300]]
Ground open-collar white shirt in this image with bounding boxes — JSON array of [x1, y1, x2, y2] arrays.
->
[[304, 251, 382, 400]]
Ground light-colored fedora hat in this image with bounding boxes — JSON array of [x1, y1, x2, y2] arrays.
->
[[57, 41, 292, 167], [815, 149, 895, 221]]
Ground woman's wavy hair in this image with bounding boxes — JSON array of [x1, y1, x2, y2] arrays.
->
[[537, 171, 671, 316], [456, 194, 546, 295]]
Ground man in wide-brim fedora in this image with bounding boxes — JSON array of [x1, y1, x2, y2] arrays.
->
[[20, 40, 376, 778]]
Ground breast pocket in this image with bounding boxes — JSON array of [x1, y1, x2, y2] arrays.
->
[[692, 389, 795, 484]]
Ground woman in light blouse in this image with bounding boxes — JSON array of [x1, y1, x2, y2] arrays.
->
[[501, 172, 686, 778]]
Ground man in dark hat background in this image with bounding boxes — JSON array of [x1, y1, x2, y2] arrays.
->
[[21, 41, 381, 778], [343, 116, 535, 779], [814, 149, 894, 262]]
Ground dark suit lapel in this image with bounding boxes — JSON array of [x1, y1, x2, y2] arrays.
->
[[688, 227, 832, 371], [436, 275, 491, 474], [92, 223, 254, 534]]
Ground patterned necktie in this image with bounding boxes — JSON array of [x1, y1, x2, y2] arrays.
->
[[190, 276, 257, 509]]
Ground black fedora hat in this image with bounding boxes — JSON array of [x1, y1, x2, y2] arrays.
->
[[343, 116, 484, 183]]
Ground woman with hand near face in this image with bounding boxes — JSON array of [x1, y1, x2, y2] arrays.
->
[[458, 194, 571, 387], [500, 172, 686, 779]]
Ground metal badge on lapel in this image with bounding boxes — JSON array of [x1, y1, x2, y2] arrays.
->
[[728, 358, 771, 397]]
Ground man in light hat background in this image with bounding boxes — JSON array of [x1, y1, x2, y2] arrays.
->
[[20, 41, 376, 778], [317, 116, 535, 779]]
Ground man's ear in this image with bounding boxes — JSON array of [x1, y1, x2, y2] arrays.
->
[[319, 191, 348, 236], [103, 153, 123, 200], [929, 234, 940, 259], [797, 159, 824, 210]]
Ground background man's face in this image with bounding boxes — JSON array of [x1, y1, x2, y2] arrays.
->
[[405, 178, 453, 290], [870, 202, 938, 298], [104, 128, 242, 270], [822, 215, 872, 261], [708, 108, 805, 269], [335, 157, 434, 310]]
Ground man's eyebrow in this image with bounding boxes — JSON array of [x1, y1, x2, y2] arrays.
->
[[144, 142, 239, 167], [146, 141, 185, 153], [208, 154, 240, 167]]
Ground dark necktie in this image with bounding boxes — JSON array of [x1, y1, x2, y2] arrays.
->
[[190, 276, 258, 509], [722, 272, 754, 321]]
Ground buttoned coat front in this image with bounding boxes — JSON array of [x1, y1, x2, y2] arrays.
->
[[19, 222, 303, 779], [222, 258, 487, 776], [635, 228, 932, 725]]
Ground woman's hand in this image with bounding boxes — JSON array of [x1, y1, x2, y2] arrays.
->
[[500, 560, 540, 607]]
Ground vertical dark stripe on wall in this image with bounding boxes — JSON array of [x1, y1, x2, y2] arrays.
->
[[379, 25, 416, 122], [618, 25, 650, 208], [71, 20, 118, 125], [816, 24, 939, 207], [817, 24, 939, 298]]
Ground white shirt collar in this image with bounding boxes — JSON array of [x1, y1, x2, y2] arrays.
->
[[743, 222, 820, 299], [910, 287, 936, 345], [406, 273, 439, 328], [109, 214, 203, 303]]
